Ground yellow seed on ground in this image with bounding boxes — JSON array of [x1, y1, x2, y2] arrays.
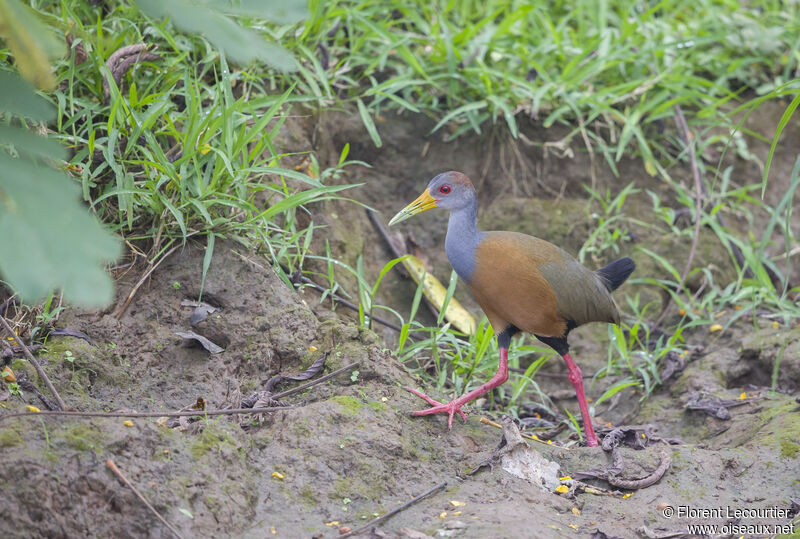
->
[[569, 523, 578, 530], [123, 420, 134, 427], [709, 323, 723, 333], [772, 321, 779, 329], [270, 526, 277, 535], [164, 450, 169, 454], [452, 511, 462, 516], [381, 396, 388, 402], [309, 345, 318, 351], [271, 471, 285, 480], [324, 521, 339, 527], [555, 485, 569, 494], [439, 511, 447, 519], [571, 507, 581, 516], [739, 392, 747, 400], [27, 405, 40, 413], [449, 500, 466, 507], [623, 493, 632, 499], [559, 476, 572, 481]]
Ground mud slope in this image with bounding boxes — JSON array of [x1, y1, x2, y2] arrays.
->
[[1, 240, 798, 538], [1, 100, 799, 538]]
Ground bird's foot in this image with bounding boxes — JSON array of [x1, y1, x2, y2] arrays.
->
[[404, 387, 468, 428]]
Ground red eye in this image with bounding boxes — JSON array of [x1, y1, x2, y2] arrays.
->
[[439, 185, 451, 194]]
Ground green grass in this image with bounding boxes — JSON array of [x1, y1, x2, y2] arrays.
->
[[4, 0, 799, 433]]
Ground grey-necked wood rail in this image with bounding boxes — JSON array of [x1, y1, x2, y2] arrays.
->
[[388, 171, 635, 447]]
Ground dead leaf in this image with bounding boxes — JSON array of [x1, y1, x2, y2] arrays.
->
[[2, 366, 16, 382], [180, 300, 219, 326], [49, 328, 93, 345], [174, 331, 224, 354]]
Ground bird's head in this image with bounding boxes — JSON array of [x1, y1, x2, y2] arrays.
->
[[388, 171, 475, 226]]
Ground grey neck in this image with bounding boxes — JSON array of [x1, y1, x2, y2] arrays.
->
[[444, 196, 482, 282]]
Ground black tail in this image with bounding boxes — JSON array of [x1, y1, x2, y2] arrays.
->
[[596, 257, 635, 292]]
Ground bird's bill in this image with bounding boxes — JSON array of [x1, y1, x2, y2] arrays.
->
[[388, 188, 437, 226]]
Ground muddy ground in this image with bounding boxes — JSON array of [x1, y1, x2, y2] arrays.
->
[[1, 102, 799, 538]]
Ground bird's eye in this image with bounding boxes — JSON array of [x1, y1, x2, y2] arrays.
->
[[439, 185, 451, 194]]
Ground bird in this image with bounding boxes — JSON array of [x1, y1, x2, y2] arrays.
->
[[388, 171, 635, 447]]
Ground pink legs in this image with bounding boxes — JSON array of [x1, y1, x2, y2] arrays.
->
[[562, 352, 598, 447], [405, 347, 510, 428], [406, 347, 599, 447]]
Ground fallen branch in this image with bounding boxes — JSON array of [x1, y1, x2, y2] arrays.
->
[[242, 360, 361, 408], [0, 315, 66, 410], [606, 450, 671, 490], [339, 481, 447, 538], [103, 44, 161, 104], [0, 403, 306, 424], [0, 361, 362, 424], [106, 459, 183, 539]]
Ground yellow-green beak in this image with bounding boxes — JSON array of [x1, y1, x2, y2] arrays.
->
[[388, 188, 437, 226]]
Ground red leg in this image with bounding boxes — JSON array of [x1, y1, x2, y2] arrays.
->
[[405, 347, 510, 428], [562, 352, 598, 447]]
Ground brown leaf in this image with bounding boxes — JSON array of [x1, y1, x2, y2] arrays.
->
[[174, 331, 224, 354]]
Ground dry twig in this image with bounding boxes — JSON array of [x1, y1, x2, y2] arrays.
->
[[339, 481, 447, 538], [106, 459, 183, 539], [0, 315, 66, 410], [114, 245, 179, 320]]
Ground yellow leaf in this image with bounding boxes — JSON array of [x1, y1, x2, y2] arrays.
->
[[402, 255, 476, 335], [555, 485, 569, 494], [199, 144, 212, 155], [644, 159, 657, 176], [271, 471, 285, 480], [0, 1, 63, 90], [123, 420, 134, 427], [2, 366, 16, 382], [27, 405, 40, 412], [449, 500, 466, 507], [709, 323, 723, 333]]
